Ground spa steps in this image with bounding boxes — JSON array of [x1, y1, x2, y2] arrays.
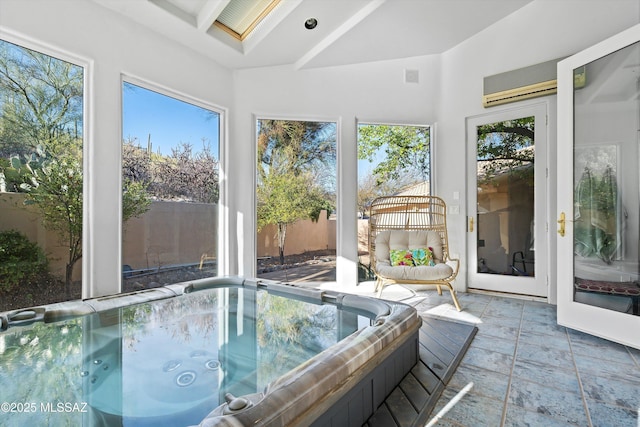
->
[[364, 315, 478, 427]]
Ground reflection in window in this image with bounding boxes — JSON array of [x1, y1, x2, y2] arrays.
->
[[0, 39, 84, 310], [121, 82, 220, 291], [572, 40, 640, 316], [476, 117, 535, 277]]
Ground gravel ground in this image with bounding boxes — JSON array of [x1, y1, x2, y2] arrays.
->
[[0, 250, 338, 312]]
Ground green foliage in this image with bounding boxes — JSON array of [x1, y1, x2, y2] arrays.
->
[[256, 292, 335, 386], [257, 171, 327, 231], [574, 165, 619, 264], [476, 117, 534, 185], [0, 145, 48, 192], [122, 178, 152, 220], [357, 124, 430, 185], [257, 120, 336, 177], [20, 153, 83, 247], [0, 40, 83, 157], [17, 147, 151, 294], [257, 120, 336, 263], [0, 230, 48, 291]]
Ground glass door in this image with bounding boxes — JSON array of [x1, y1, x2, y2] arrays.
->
[[466, 104, 548, 297], [557, 24, 640, 349]]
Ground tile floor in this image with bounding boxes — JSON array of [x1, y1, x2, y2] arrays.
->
[[407, 290, 640, 427]]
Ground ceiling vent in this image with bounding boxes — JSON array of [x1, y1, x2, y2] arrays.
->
[[483, 57, 568, 108]]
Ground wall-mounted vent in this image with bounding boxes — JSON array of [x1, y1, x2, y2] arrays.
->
[[483, 57, 567, 108]]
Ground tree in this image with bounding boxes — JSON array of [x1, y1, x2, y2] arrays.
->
[[258, 120, 336, 177], [0, 40, 82, 158], [122, 136, 152, 184], [257, 120, 336, 264], [257, 170, 329, 264], [14, 147, 150, 297], [18, 152, 81, 297], [123, 137, 220, 203], [151, 141, 219, 203], [476, 117, 534, 184], [356, 172, 399, 219], [358, 124, 430, 186]]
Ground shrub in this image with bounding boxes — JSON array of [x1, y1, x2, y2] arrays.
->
[[0, 230, 48, 291]]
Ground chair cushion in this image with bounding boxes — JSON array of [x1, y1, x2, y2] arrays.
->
[[375, 230, 444, 263], [374, 230, 453, 281], [376, 262, 453, 281]]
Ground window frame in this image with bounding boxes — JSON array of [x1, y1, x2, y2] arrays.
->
[[252, 113, 340, 278], [0, 29, 92, 299], [119, 74, 228, 287]]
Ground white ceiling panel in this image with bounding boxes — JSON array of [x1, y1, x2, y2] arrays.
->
[[91, 0, 534, 70]]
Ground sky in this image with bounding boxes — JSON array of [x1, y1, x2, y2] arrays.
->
[[122, 82, 220, 157], [121, 81, 388, 180]]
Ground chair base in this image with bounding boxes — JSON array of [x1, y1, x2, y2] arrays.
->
[[375, 278, 462, 311]]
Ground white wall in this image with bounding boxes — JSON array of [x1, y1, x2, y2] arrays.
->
[[232, 0, 639, 296], [437, 0, 639, 302], [232, 56, 441, 286], [0, 0, 234, 297]]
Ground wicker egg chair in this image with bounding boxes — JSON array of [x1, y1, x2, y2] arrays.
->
[[368, 195, 462, 311]]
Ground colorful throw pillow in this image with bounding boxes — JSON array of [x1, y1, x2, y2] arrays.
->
[[412, 247, 436, 266], [390, 249, 414, 266]]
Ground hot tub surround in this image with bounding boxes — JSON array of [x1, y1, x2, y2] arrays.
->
[[196, 284, 421, 427], [0, 277, 421, 427]]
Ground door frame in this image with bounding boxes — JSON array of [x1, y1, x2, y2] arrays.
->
[[466, 102, 549, 297], [557, 24, 640, 349]]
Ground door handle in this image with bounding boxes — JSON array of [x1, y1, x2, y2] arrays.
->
[[469, 217, 474, 232], [557, 212, 565, 237]]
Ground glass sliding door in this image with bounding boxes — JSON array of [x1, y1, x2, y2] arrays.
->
[[557, 24, 640, 348]]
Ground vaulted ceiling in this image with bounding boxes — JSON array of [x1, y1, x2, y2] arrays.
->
[[92, 0, 533, 70]]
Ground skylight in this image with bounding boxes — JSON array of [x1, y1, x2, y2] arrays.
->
[[214, 0, 280, 41]]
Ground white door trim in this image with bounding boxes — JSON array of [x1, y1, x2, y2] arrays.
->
[[466, 102, 548, 297]]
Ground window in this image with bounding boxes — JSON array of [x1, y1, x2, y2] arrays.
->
[[255, 118, 336, 281], [0, 39, 84, 310], [357, 123, 432, 276], [121, 81, 220, 291], [476, 116, 535, 277], [214, 0, 280, 40]]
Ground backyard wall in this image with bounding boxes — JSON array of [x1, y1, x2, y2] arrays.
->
[[122, 201, 217, 270], [0, 192, 78, 280], [2, 193, 335, 277], [0, 195, 220, 279], [257, 212, 336, 258]]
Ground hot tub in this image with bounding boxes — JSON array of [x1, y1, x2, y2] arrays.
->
[[0, 277, 420, 427]]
